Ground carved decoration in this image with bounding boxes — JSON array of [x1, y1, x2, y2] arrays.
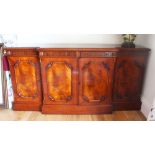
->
[[41, 51, 76, 57], [46, 62, 53, 69], [82, 61, 91, 70], [82, 95, 89, 102], [134, 60, 144, 68], [5, 50, 38, 56], [102, 62, 110, 71], [117, 60, 126, 69], [100, 96, 106, 101]]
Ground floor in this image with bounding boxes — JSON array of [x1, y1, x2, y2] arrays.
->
[[0, 109, 146, 121]]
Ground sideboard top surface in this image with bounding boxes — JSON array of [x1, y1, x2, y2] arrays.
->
[[3, 44, 150, 53]]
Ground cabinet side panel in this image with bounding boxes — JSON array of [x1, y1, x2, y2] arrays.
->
[[112, 55, 147, 110], [6, 49, 42, 111]]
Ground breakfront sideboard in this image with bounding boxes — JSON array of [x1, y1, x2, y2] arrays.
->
[[3, 45, 150, 114]]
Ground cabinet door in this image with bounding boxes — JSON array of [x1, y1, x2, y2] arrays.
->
[[8, 56, 42, 109], [79, 58, 115, 105], [40, 58, 78, 105], [113, 56, 145, 102]]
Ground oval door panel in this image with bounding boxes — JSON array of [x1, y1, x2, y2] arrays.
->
[[14, 60, 38, 98], [46, 62, 72, 101]]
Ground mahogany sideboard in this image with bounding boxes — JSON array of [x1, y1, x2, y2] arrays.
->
[[2, 45, 150, 114]]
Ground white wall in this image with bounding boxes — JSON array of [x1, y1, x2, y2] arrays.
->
[[136, 34, 155, 117], [16, 34, 122, 46]]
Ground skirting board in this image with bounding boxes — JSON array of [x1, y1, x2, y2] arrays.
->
[[141, 97, 152, 118]]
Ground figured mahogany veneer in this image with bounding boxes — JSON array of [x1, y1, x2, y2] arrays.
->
[[3, 46, 150, 114], [4, 48, 42, 111], [79, 58, 115, 106], [40, 57, 78, 106]]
